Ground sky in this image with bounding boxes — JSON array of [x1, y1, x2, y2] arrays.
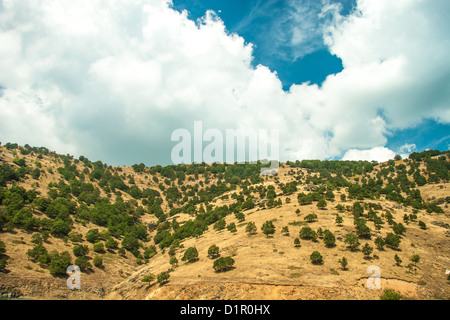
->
[[0, 0, 449, 166]]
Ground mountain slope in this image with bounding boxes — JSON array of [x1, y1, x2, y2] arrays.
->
[[0, 143, 449, 300]]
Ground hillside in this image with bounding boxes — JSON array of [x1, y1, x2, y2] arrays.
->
[[0, 142, 449, 300]]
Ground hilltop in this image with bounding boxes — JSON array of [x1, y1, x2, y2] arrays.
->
[[0, 142, 449, 300]]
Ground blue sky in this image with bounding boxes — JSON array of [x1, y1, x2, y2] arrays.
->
[[0, 0, 449, 166]]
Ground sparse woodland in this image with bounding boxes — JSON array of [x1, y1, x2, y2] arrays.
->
[[0, 142, 449, 300]]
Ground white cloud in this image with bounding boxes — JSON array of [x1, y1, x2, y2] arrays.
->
[[342, 147, 396, 162], [0, 0, 449, 165]]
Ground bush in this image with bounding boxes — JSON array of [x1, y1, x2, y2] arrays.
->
[[48, 251, 72, 276], [73, 245, 89, 257], [157, 272, 170, 284], [50, 219, 72, 237], [323, 230, 336, 247], [310, 251, 323, 265], [362, 243, 373, 258], [339, 257, 348, 270], [344, 233, 360, 251], [245, 222, 257, 235], [261, 220, 275, 237], [85, 229, 100, 243], [208, 245, 220, 259], [227, 222, 237, 233], [304, 213, 318, 222], [299, 226, 317, 241], [380, 289, 402, 300], [213, 256, 235, 272], [93, 242, 105, 253], [182, 247, 199, 263], [105, 237, 119, 250], [93, 256, 103, 268], [142, 274, 156, 283], [385, 233, 401, 249], [74, 256, 91, 271]]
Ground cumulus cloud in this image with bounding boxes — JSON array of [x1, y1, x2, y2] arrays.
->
[[342, 147, 396, 162], [0, 0, 449, 166]]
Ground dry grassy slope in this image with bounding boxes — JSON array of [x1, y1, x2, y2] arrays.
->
[[108, 166, 450, 300], [0, 146, 449, 300]]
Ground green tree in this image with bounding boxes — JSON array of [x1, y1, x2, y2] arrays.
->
[[182, 247, 199, 263], [385, 233, 401, 249], [93, 242, 105, 253], [394, 254, 402, 266], [317, 199, 327, 210], [93, 256, 103, 268], [245, 221, 257, 235], [213, 256, 235, 272], [339, 257, 348, 270], [261, 220, 275, 237], [50, 219, 72, 237], [335, 215, 343, 225], [410, 254, 420, 266], [418, 221, 427, 230], [294, 238, 301, 247], [299, 226, 317, 241], [310, 251, 323, 265], [227, 222, 237, 233], [85, 229, 100, 243], [304, 213, 318, 222], [362, 243, 373, 258], [73, 245, 89, 257], [214, 219, 226, 231], [48, 251, 72, 276], [105, 237, 119, 250], [207, 245, 220, 259], [157, 272, 170, 285], [393, 222, 406, 236], [380, 289, 402, 300], [169, 256, 178, 267], [344, 233, 360, 251], [323, 230, 336, 248], [75, 256, 91, 271], [374, 236, 385, 250], [142, 274, 156, 283]]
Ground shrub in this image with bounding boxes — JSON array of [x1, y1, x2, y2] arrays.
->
[[182, 247, 199, 263], [380, 289, 402, 300], [362, 243, 373, 258], [227, 222, 237, 233], [310, 251, 323, 265], [323, 230, 336, 247], [261, 220, 275, 237], [344, 233, 360, 251], [73, 245, 89, 257], [213, 256, 235, 272], [85, 229, 100, 243], [207, 245, 220, 259], [339, 257, 348, 270], [93, 242, 105, 253], [245, 222, 257, 235], [385, 233, 401, 249], [304, 213, 318, 222], [142, 274, 156, 283], [74, 256, 91, 271], [157, 272, 170, 284], [299, 226, 317, 241], [374, 236, 385, 250], [93, 256, 103, 268], [50, 219, 72, 237], [48, 251, 72, 276]]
